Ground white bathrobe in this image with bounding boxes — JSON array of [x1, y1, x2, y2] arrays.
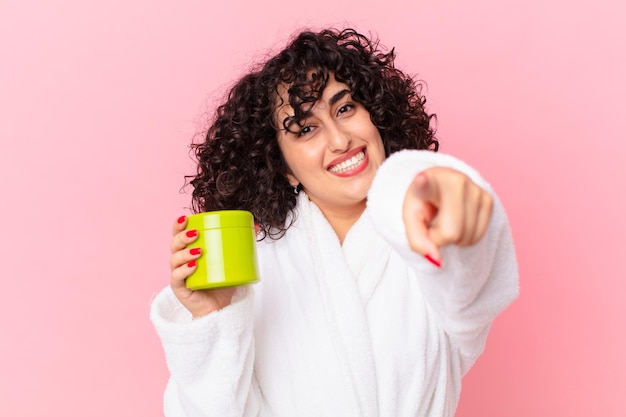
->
[[151, 150, 519, 417]]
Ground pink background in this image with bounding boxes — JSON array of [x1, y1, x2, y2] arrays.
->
[[1, 0, 624, 416]]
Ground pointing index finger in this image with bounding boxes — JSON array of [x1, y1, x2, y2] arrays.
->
[[403, 172, 442, 265]]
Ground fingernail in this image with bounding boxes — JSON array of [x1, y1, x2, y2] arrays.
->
[[186, 230, 198, 238], [189, 248, 201, 256], [425, 254, 442, 268], [187, 260, 197, 268], [177, 215, 186, 224]]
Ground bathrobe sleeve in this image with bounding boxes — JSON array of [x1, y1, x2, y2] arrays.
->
[[150, 285, 260, 417], [367, 150, 519, 372]]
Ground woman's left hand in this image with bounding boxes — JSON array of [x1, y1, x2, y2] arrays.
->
[[402, 167, 493, 266]]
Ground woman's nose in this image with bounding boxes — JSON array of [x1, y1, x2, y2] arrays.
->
[[326, 123, 351, 152]]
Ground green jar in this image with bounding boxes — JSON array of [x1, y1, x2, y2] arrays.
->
[[185, 210, 260, 290]]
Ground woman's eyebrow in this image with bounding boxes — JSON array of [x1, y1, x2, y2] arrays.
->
[[329, 89, 350, 106]]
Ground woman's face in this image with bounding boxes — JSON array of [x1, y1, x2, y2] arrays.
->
[[276, 75, 386, 216]]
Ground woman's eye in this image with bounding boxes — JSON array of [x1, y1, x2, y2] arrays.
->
[[297, 125, 314, 137], [337, 104, 354, 115]]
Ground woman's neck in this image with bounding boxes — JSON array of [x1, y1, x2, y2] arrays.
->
[[318, 201, 367, 245]]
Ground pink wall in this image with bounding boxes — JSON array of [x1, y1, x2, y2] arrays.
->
[[1, 1, 624, 416]]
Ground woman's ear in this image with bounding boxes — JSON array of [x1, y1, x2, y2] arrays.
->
[[285, 172, 299, 188]]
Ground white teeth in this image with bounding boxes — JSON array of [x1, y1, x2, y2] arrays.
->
[[328, 151, 365, 173]]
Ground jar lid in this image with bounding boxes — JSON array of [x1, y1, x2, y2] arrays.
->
[[187, 210, 254, 230]]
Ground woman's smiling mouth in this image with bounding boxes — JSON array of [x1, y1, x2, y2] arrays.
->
[[327, 148, 368, 176]]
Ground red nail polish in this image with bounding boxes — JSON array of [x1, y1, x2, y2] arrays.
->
[[425, 254, 442, 268], [177, 215, 186, 224], [189, 248, 201, 255], [186, 230, 198, 238], [187, 260, 197, 268]]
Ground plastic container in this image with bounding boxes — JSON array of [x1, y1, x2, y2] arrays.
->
[[185, 210, 260, 290]]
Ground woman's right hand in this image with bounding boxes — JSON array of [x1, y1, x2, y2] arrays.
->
[[169, 215, 237, 318]]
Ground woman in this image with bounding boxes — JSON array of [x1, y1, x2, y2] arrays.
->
[[151, 28, 519, 417]]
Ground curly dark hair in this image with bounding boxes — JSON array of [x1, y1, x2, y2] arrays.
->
[[188, 28, 438, 239]]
